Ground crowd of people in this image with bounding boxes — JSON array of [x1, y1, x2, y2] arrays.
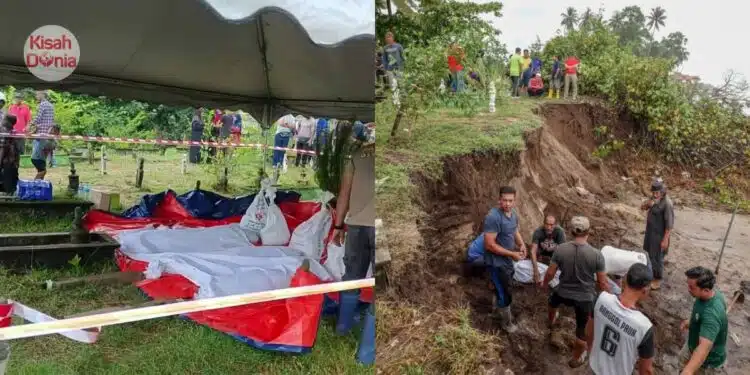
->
[[467, 180, 729, 375], [506, 48, 580, 100], [188, 108, 245, 164], [0, 90, 60, 195], [269, 114, 332, 171]]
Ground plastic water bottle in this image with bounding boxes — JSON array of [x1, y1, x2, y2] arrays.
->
[[31, 181, 40, 200], [16, 181, 24, 199], [44, 181, 53, 200], [83, 184, 91, 201]]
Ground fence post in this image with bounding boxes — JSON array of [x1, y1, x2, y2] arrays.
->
[[100, 145, 107, 175], [135, 158, 144, 188], [181, 153, 187, 175], [489, 81, 496, 113]]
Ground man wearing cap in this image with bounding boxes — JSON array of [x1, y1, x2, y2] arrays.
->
[[587, 263, 655, 375], [543, 215, 610, 368], [7, 92, 31, 157], [640, 178, 675, 290]]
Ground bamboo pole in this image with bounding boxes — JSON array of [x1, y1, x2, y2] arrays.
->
[[0, 278, 373, 341]]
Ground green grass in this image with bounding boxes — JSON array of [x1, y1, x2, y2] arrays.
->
[[376, 97, 543, 218], [18, 139, 319, 209]]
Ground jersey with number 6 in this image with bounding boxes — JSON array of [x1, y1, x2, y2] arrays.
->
[[590, 292, 655, 375]]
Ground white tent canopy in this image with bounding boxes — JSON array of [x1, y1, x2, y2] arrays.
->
[[0, 0, 375, 123]]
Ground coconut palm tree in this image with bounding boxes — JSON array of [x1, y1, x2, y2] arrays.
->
[[560, 7, 579, 34], [579, 7, 594, 29], [647, 7, 667, 36]]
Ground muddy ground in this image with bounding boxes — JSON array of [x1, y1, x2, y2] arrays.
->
[[391, 103, 750, 374]]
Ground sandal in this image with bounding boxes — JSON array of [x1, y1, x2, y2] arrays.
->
[[568, 352, 588, 368], [568, 357, 586, 368]]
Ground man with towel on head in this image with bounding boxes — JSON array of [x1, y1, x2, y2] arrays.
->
[[640, 178, 675, 290]]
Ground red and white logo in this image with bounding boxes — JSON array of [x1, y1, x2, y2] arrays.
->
[[24, 25, 80, 82]]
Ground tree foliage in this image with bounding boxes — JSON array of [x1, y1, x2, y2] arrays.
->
[[543, 15, 749, 171], [377, 0, 506, 137], [2, 87, 205, 148]]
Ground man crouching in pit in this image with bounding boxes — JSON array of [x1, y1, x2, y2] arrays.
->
[[483, 185, 527, 333], [530, 214, 566, 285]]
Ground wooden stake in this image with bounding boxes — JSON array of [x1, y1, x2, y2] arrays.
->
[[100, 145, 107, 175], [0, 278, 374, 341], [135, 158, 144, 188], [715, 203, 739, 278]]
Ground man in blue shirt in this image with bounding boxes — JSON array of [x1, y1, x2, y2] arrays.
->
[[483, 185, 527, 333]]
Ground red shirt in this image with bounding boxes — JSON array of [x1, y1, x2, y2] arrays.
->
[[530, 76, 544, 89], [565, 57, 580, 75], [8, 103, 31, 133], [447, 55, 463, 73]]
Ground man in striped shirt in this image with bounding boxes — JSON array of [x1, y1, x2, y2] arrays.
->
[[29, 90, 55, 179]]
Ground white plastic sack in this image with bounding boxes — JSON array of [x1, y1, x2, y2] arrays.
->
[[289, 192, 334, 259], [601, 246, 648, 276], [117, 225, 331, 299], [323, 243, 346, 281], [239, 179, 272, 233], [259, 186, 291, 245], [514, 259, 561, 288]]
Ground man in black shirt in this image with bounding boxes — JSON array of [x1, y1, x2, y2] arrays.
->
[[530, 214, 566, 285]]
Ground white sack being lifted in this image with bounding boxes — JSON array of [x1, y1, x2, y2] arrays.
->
[[601, 245, 649, 276]]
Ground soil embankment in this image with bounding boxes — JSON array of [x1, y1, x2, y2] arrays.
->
[[386, 103, 750, 374]]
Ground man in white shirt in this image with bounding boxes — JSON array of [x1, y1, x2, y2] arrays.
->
[[587, 263, 655, 375]]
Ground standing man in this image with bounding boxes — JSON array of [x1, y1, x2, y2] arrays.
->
[[220, 110, 234, 157], [641, 178, 675, 290], [331, 121, 375, 365], [483, 185, 527, 333], [679, 267, 728, 375], [548, 56, 563, 99], [8, 92, 31, 157], [28, 90, 55, 180], [0, 114, 19, 195], [543, 216, 610, 368], [519, 49, 532, 96], [530, 214, 566, 284], [382, 31, 405, 88], [508, 48, 523, 98], [271, 114, 295, 170], [564, 55, 580, 100], [587, 263, 655, 375], [294, 116, 315, 168], [188, 108, 204, 164]]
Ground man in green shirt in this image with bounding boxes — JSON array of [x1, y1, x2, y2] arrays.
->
[[508, 48, 523, 98], [679, 266, 728, 375]]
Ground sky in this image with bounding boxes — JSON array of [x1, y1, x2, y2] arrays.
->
[[468, 0, 746, 87]]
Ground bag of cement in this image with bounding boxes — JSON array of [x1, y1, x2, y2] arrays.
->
[[514, 259, 560, 287], [601, 245, 648, 276]]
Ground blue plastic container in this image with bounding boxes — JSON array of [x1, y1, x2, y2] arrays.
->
[[16, 180, 52, 201]]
